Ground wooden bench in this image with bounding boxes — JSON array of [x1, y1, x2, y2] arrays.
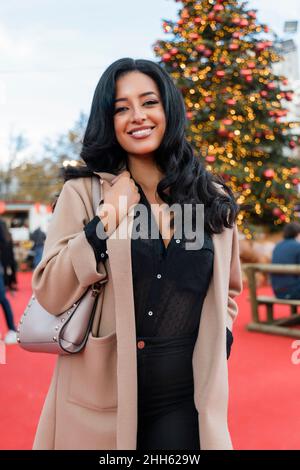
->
[[243, 263, 300, 338]]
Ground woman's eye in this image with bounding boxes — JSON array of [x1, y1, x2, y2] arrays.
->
[[114, 107, 127, 114], [144, 100, 159, 106], [114, 100, 159, 114]]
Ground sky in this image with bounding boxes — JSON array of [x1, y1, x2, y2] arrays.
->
[[1, 0, 300, 167]]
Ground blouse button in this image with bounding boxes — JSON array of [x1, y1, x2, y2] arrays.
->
[[156, 274, 162, 279], [137, 340, 145, 349], [100, 253, 105, 258], [176, 239, 180, 244], [148, 310, 153, 316]]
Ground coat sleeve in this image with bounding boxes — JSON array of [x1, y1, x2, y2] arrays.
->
[[226, 223, 243, 331], [31, 178, 108, 315]]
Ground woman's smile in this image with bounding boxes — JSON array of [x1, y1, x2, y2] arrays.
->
[[128, 126, 156, 139]]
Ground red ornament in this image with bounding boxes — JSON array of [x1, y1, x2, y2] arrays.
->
[[177, 19, 184, 25], [216, 70, 225, 78], [242, 183, 251, 189], [203, 49, 213, 57], [263, 169, 275, 179], [267, 82, 276, 90], [285, 92, 293, 101], [245, 75, 253, 82], [240, 69, 252, 76], [260, 90, 268, 97], [196, 44, 206, 52], [207, 12, 215, 20], [292, 178, 299, 185], [256, 42, 266, 51], [239, 19, 249, 27], [204, 96, 213, 103], [191, 66, 198, 73], [226, 98, 236, 106], [264, 25, 269, 33], [282, 79, 289, 85], [186, 111, 194, 119], [170, 47, 178, 55], [222, 118, 233, 125], [232, 17, 241, 25], [247, 61, 256, 69], [194, 17, 201, 24], [213, 4, 224, 11], [189, 33, 199, 40], [289, 140, 296, 149], [219, 56, 226, 64], [291, 167, 299, 174], [162, 53, 171, 62], [229, 43, 239, 51], [272, 208, 282, 216], [248, 11, 257, 19], [232, 32, 243, 39], [205, 155, 216, 163], [279, 214, 286, 222]]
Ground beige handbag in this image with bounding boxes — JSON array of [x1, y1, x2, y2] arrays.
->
[[17, 176, 107, 355]]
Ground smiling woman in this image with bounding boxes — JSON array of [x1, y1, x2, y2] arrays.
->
[[113, 73, 166, 155], [31, 57, 242, 451]]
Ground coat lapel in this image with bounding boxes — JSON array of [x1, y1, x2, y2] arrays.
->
[[94, 170, 138, 449]]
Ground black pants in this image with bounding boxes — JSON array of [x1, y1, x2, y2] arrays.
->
[[136, 334, 200, 451]]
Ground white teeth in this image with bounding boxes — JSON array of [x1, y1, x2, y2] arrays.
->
[[131, 128, 153, 137]]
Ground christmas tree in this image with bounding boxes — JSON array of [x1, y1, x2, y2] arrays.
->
[[153, 0, 300, 238]]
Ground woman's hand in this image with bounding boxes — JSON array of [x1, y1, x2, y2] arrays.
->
[[96, 170, 140, 236]]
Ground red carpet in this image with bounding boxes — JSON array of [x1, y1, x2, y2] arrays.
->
[[1, 272, 300, 450]]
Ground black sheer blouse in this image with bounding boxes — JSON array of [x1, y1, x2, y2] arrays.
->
[[84, 182, 233, 358]]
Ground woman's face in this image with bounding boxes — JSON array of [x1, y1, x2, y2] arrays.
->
[[113, 71, 166, 158]]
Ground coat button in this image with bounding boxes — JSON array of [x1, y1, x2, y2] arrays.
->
[[137, 340, 145, 349]]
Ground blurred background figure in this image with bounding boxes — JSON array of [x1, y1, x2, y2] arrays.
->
[[271, 222, 300, 299], [30, 227, 46, 269], [0, 219, 18, 293], [0, 219, 17, 344]]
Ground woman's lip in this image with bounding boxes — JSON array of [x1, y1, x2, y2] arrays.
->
[[128, 127, 156, 139]]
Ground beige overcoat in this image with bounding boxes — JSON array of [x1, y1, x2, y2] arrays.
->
[[31, 170, 243, 450]]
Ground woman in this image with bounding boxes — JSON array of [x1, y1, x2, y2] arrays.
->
[[32, 58, 242, 450], [0, 219, 17, 344], [0, 219, 18, 292]]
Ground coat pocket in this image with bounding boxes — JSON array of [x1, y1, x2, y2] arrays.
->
[[67, 331, 117, 411]]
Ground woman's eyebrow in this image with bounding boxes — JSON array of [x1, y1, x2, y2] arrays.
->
[[114, 91, 157, 103]]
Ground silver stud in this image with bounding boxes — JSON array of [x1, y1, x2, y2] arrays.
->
[[32, 295, 35, 299], [61, 318, 65, 322], [17, 337, 20, 343], [55, 326, 59, 331], [20, 319, 23, 324], [53, 336, 57, 341]]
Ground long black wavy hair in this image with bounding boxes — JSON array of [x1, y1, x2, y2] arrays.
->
[[65, 57, 239, 234]]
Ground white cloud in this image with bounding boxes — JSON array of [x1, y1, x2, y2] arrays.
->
[[0, 24, 35, 63]]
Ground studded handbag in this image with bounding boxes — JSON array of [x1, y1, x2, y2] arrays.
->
[[17, 175, 108, 355]]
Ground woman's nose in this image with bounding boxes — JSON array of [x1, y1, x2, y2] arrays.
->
[[131, 107, 147, 122]]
